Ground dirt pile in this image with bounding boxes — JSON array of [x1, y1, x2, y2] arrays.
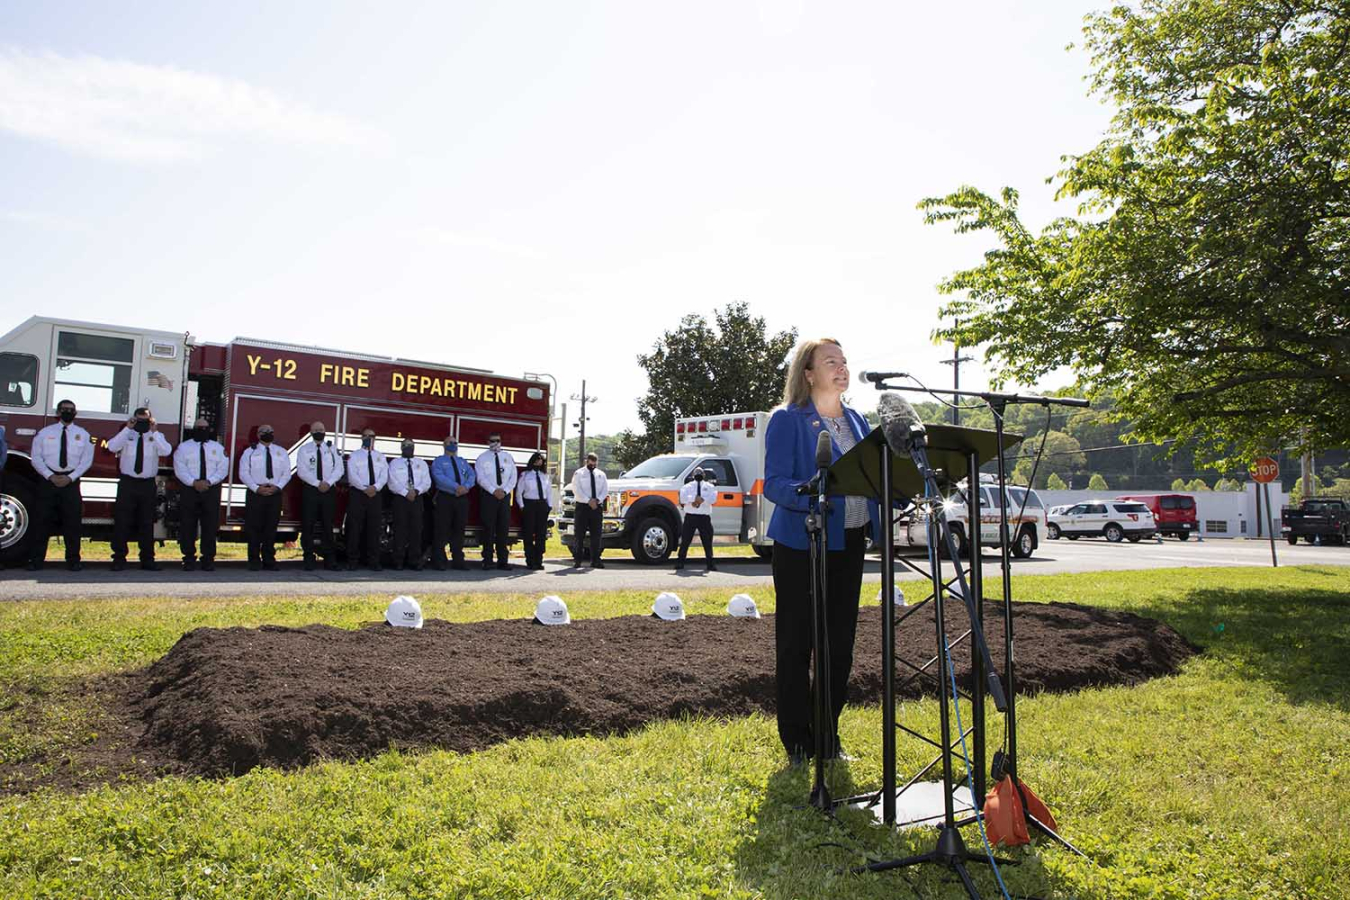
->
[[130, 600, 1195, 777]]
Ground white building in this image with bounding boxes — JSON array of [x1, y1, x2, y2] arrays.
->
[[1036, 483, 1289, 540]]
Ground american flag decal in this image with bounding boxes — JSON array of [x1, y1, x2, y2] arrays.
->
[[146, 370, 174, 390]]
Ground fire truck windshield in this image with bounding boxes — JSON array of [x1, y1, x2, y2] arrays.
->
[[624, 457, 697, 479]]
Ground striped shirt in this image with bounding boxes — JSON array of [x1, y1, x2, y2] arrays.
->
[[822, 415, 870, 528]]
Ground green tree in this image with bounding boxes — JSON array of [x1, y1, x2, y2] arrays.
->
[[613, 303, 797, 469], [921, 1, 1350, 463], [1087, 473, 1109, 491], [1045, 472, 1068, 490], [1012, 430, 1086, 488], [1290, 473, 1331, 503], [1187, 478, 1212, 492], [1171, 478, 1188, 491]]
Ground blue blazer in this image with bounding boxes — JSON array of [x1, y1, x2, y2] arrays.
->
[[764, 401, 882, 551]]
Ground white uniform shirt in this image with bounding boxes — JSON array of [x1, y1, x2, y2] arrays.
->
[[30, 421, 95, 480], [680, 479, 716, 517], [239, 443, 293, 492], [515, 467, 553, 508], [294, 440, 345, 488], [346, 447, 389, 492], [572, 465, 609, 504], [475, 448, 518, 494], [387, 455, 431, 495], [173, 439, 229, 486], [106, 427, 172, 478]]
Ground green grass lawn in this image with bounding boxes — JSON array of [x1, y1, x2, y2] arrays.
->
[[1, 567, 1347, 899]]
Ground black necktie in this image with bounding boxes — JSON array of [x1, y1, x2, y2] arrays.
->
[[494, 451, 502, 485], [59, 426, 68, 470], [135, 433, 145, 475], [407, 459, 414, 491], [589, 468, 597, 502], [199, 442, 207, 480], [452, 457, 461, 485], [316, 444, 324, 482], [367, 451, 375, 488], [265, 447, 273, 480], [535, 470, 543, 499]]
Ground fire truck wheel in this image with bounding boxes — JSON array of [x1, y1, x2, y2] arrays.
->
[[631, 516, 674, 564], [0, 478, 37, 564]]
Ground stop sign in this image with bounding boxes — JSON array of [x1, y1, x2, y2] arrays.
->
[[1250, 456, 1279, 484]]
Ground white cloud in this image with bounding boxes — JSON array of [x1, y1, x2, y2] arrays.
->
[[0, 47, 386, 163], [413, 228, 551, 262]]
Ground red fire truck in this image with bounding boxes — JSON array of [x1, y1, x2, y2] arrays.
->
[[0, 316, 552, 564]]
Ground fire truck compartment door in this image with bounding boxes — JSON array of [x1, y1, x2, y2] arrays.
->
[[226, 394, 340, 524]]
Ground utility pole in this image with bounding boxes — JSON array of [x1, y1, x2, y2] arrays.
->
[[1301, 426, 1314, 499], [571, 380, 598, 464], [938, 321, 974, 426]]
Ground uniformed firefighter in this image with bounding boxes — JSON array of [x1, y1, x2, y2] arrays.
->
[[27, 399, 94, 571], [515, 451, 552, 570], [107, 407, 172, 571], [172, 417, 228, 570], [387, 438, 431, 570], [430, 435, 475, 570], [675, 466, 717, 571], [239, 424, 291, 570], [474, 432, 518, 570], [294, 420, 344, 571], [344, 427, 388, 571], [570, 453, 608, 568]]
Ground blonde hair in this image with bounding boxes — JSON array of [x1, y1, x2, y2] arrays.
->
[[782, 337, 842, 408]]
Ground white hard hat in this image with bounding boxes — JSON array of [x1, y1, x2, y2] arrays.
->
[[727, 593, 761, 618], [534, 595, 571, 626], [877, 585, 907, 607], [385, 595, 424, 629], [652, 591, 686, 621]]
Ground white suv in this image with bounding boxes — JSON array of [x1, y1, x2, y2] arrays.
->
[[1047, 500, 1157, 543], [897, 480, 1046, 559]]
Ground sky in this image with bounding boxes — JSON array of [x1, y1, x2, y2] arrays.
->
[[0, 0, 1113, 437]]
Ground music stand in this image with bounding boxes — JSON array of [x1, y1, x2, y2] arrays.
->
[[827, 425, 1021, 898]]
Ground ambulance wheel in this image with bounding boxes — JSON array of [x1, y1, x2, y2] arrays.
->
[[631, 516, 674, 564], [1011, 526, 1036, 558], [0, 479, 37, 565], [753, 545, 773, 561]]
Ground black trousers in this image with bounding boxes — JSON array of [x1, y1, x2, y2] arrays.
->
[[30, 478, 83, 564], [390, 494, 424, 568], [432, 492, 469, 565], [573, 502, 603, 562], [678, 514, 714, 562], [521, 499, 549, 567], [245, 490, 283, 564], [772, 526, 867, 758], [300, 484, 337, 563], [178, 484, 221, 562], [345, 489, 383, 566], [478, 491, 510, 563], [112, 475, 157, 563]]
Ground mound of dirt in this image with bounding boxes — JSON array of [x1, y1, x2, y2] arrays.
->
[[131, 600, 1195, 777]]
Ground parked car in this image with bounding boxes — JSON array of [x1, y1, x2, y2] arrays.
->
[[1281, 497, 1350, 545], [1114, 493, 1198, 540], [1046, 500, 1157, 543]]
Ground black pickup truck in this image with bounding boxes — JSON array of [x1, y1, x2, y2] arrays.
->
[[1281, 498, 1350, 545]]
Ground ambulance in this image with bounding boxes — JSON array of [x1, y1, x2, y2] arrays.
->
[[557, 412, 774, 563], [0, 316, 552, 564]]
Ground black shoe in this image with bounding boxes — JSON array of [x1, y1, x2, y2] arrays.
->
[[26, 561, 41, 571], [111, 560, 125, 572], [592, 561, 606, 569], [140, 561, 162, 572], [182, 559, 197, 571], [497, 562, 511, 571], [303, 560, 316, 571], [262, 561, 279, 571], [482, 560, 494, 570], [200, 560, 215, 571], [430, 562, 446, 571], [409, 564, 423, 572], [706, 563, 717, 572], [572, 559, 582, 568], [248, 561, 262, 571], [787, 749, 811, 767], [674, 561, 685, 570], [391, 564, 404, 571], [67, 561, 84, 572], [451, 561, 469, 571], [324, 562, 339, 571]]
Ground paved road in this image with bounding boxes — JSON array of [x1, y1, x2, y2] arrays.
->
[[0, 537, 1343, 601]]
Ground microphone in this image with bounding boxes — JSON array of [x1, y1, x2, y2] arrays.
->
[[878, 391, 926, 455], [815, 430, 833, 468], [859, 370, 909, 385]]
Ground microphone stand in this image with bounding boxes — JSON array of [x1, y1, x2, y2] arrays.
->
[[875, 381, 1088, 858], [798, 453, 833, 810]]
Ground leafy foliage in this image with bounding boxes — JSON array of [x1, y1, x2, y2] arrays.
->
[[921, 0, 1350, 463], [1088, 473, 1109, 491], [614, 303, 797, 469]]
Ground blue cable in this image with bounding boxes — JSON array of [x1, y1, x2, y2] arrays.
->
[[928, 519, 1013, 900]]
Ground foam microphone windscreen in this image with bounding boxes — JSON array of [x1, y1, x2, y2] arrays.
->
[[878, 392, 925, 454], [815, 429, 833, 468]]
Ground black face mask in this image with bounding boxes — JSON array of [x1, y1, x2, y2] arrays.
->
[[401, 446, 415, 459], [193, 428, 212, 442], [259, 432, 274, 444], [694, 472, 704, 481], [59, 409, 76, 423], [134, 419, 151, 434], [312, 432, 325, 443], [362, 436, 374, 448]]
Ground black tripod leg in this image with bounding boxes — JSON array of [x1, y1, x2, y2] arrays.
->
[[1028, 813, 1089, 859], [951, 860, 983, 900]]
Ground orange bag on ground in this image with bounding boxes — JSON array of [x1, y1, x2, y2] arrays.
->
[[983, 776, 1058, 847]]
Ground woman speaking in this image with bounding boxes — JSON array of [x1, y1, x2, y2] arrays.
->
[[764, 338, 880, 763]]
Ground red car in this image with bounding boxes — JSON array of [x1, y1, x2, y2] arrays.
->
[[1115, 494, 1198, 540]]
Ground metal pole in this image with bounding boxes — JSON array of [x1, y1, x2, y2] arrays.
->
[[1265, 482, 1278, 567], [880, 441, 897, 825], [578, 380, 588, 464], [558, 401, 567, 490], [967, 449, 986, 803], [1254, 477, 1263, 539]]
